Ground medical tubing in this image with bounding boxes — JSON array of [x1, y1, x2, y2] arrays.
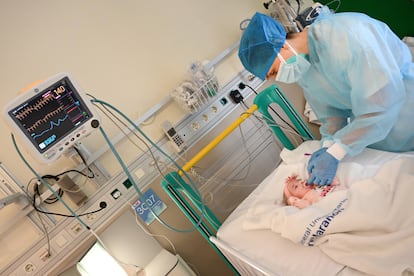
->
[[92, 99, 207, 233], [93, 102, 183, 203], [186, 121, 253, 183], [256, 110, 311, 141], [239, 110, 301, 147], [92, 101, 148, 154], [11, 133, 90, 230], [92, 96, 208, 209], [90, 99, 200, 193], [98, 125, 202, 233], [36, 211, 52, 256], [267, 122, 303, 145]]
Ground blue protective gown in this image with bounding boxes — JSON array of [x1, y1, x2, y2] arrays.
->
[[298, 9, 414, 156]]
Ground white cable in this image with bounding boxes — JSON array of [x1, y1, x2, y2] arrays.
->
[[88, 229, 143, 275], [124, 200, 177, 255]]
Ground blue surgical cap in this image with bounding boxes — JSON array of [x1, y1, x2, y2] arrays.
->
[[238, 12, 287, 80]]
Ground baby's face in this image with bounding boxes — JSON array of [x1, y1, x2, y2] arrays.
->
[[285, 176, 312, 198]]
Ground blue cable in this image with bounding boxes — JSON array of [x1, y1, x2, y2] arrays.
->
[[92, 99, 208, 233]]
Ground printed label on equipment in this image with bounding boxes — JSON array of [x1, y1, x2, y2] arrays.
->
[[132, 188, 167, 225]]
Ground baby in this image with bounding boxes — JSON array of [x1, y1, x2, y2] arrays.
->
[[283, 174, 342, 209]]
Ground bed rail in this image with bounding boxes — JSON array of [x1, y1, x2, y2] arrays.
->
[[209, 237, 278, 276], [161, 84, 315, 274], [254, 84, 316, 149]]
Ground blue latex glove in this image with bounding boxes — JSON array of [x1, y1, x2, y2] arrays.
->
[[307, 148, 339, 185], [307, 147, 328, 171]]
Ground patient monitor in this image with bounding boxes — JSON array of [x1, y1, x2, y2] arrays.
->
[[3, 72, 100, 163]]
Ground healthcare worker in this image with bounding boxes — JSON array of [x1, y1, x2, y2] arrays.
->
[[238, 7, 414, 185]]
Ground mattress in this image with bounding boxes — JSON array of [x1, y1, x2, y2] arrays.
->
[[217, 141, 414, 275]]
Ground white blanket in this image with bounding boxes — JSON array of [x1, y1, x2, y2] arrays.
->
[[244, 143, 414, 276]]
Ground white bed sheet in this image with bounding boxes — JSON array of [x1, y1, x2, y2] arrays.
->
[[217, 141, 414, 276]]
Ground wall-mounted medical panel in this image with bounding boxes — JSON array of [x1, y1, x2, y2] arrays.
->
[[0, 70, 265, 276]]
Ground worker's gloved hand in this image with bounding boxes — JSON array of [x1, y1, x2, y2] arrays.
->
[[307, 148, 339, 185], [307, 147, 328, 168]]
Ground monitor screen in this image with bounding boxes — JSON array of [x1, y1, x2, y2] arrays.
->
[[3, 73, 100, 162]]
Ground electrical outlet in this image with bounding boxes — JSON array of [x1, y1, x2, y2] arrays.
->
[[149, 156, 161, 167], [148, 156, 167, 172], [38, 248, 51, 262], [246, 74, 256, 82], [81, 195, 111, 226], [68, 222, 84, 237], [2, 70, 265, 276], [23, 262, 36, 274], [86, 213, 97, 222]]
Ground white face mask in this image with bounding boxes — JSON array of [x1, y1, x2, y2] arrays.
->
[[275, 42, 311, 84]]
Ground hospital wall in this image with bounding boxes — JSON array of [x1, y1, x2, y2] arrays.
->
[[0, 0, 264, 180], [0, 1, 329, 275], [0, 1, 272, 275]]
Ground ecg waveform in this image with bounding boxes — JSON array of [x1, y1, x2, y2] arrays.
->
[[31, 114, 69, 139], [15, 94, 55, 120], [26, 106, 65, 133]]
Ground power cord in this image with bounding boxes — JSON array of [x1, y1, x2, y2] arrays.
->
[[34, 179, 63, 204], [32, 186, 107, 217], [27, 144, 102, 260], [30, 147, 95, 205]]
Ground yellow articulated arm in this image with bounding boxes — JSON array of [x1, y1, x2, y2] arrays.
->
[[179, 104, 258, 175]]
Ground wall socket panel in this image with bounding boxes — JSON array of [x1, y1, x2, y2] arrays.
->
[[7, 194, 118, 275], [175, 72, 263, 149], [2, 70, 264, 276]]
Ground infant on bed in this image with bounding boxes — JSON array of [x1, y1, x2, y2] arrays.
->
[[283, 174, 344, 209]]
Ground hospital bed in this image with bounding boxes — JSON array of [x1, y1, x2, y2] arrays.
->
[[161, 85, 414, 276]]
